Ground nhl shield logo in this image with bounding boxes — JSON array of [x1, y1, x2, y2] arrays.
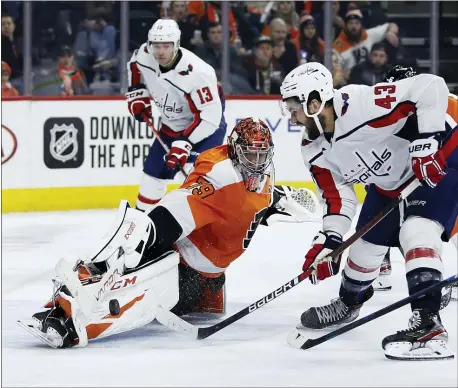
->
[[50, 124, 78, 162], [44, 117, 84, 169]]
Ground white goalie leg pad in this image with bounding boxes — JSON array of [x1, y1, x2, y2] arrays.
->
[[83, 201, 155, 270], [266, 186, 321, 225], [83, 200, 130, 264], [86, 251, 180, 340], [343, 239, 389, 282], [55, 246, 126, 347], [400, 217, 444, 274]]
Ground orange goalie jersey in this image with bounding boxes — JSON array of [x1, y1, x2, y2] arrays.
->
[[159, 144, 273, 277]]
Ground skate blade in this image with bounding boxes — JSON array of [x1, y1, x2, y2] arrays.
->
[[385, 341, 455, 361], [373, 286, 392, 291], [295, 320, 351, 331], [17, 320, 59, 349]]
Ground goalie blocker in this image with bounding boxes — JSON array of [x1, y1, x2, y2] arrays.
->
[[19, 118, 321, 348]]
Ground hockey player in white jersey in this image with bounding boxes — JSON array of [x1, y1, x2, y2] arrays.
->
[[280, 62, 458, 360], [368, 66, 458, 296], [126, 19, 226, 210]]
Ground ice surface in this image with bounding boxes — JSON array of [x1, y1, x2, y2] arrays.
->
[[2, 208, 457, 387]]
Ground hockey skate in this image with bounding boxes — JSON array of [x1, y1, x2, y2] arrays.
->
[[382, 309, 454, 360], [299, 298, 362, 330], [373, 250, 392, 291]]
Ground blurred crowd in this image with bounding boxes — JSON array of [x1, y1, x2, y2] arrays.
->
[[2, 1, 457, 97]]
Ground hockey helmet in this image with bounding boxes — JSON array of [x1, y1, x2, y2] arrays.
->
[[148, 19, 181, 56], [280, 62, 334, 135]]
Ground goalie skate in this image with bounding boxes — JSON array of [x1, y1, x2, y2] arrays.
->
[[383, 309, 454, 361], [17, 320, 59, 349]]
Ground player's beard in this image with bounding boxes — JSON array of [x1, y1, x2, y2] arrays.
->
[[304, 114, 326, 140]]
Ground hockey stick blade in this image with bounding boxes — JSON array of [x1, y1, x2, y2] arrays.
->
[[288, 274, 458, 350], [155, 305, 199, 338]]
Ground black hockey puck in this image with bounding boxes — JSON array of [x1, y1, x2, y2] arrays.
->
[[109, 299, 120, 316]]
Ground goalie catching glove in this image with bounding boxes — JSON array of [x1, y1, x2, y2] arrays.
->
[[303, 231, 343, 284], [261, 185, 320, 225]]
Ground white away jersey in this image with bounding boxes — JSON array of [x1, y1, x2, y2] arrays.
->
[[302, 73, 450, 236], [127, 45, 223, 144]]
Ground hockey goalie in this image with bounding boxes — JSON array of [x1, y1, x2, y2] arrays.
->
[[18, 118, 320, 348]]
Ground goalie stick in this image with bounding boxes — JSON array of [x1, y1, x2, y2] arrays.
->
[[287, 274, 458, 350], [156, 177, 421, 340]]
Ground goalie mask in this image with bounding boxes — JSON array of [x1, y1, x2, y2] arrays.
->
[[228, 118, 274, 192]]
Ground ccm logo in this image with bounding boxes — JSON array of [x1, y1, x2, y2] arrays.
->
[[95, 269, 121, 301], [110, 276, 137, 290], [409, 144, 432, 153], [124, 222, 136, 240], [126, 91, 144, 99]]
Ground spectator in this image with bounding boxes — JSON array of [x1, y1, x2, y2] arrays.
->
[[1, 61, 19, 96], [169, 1, 202, 51], [348, 42, 390, 86], [194, 22, 245, 76], [293, 15, 325, 64], [312, 0, 345, 41], [261, 1, 300, 40], [270, 18, 297, 76], [1, 14, 22, 78], [187, 1, 238, 43], [73, 9, 117, 84], [332, 9, 398, 84], [230, 2, 259, 53], [243, 35, 284, 95], [33, 46, 90, 96]]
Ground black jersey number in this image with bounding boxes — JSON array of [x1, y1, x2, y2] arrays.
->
[[243, 208, 268, 249]]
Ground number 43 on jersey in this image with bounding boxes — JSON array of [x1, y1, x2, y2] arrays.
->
[[374, 85, 396, 109]]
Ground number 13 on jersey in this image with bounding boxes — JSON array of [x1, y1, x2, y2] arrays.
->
[[374, 85, 396, 109]]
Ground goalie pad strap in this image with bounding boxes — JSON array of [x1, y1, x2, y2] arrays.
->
[[146, 206, 183, 257]]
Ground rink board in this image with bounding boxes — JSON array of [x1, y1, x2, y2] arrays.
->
[[1, 97, 366, 212]]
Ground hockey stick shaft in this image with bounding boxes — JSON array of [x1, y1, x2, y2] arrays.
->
[[195, 178, 421, 339], [327, 176, 420, 259], [299, 274, 458, 350], [196, 270, 312, 339], [142, 113, 190, 179]]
